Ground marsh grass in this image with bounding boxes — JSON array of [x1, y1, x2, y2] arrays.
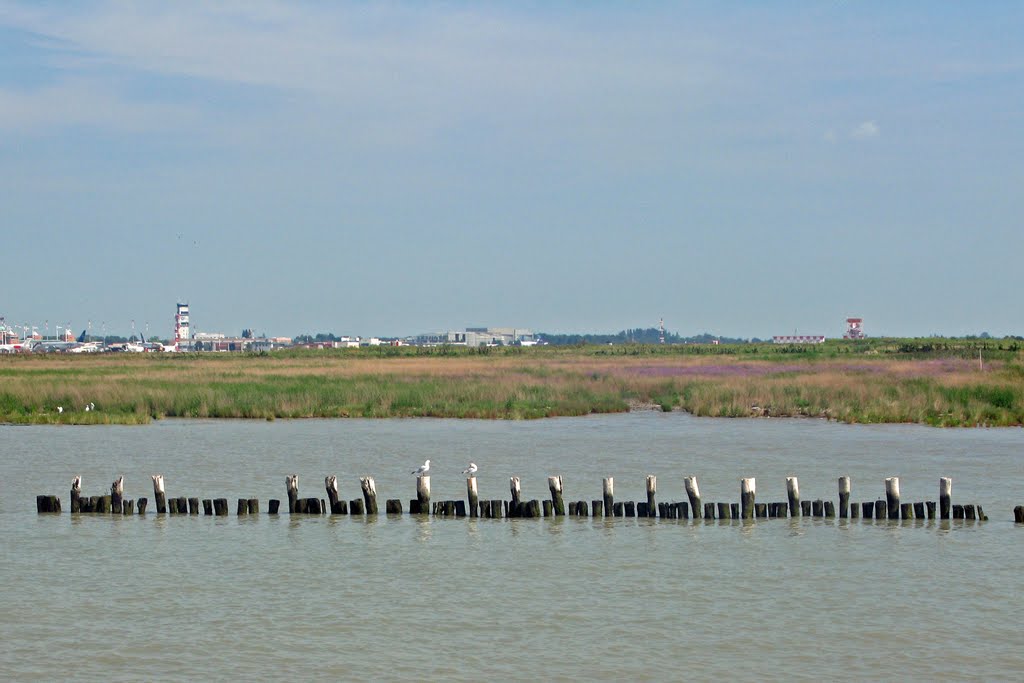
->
[[1, 342, 1021, 426]]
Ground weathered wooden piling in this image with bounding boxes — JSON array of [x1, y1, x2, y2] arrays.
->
[[176, 496, 187, 515], [203, 499, 213, 515], [885, 477, 900, 520], [490, 500, 503, 518], [576, 501, 589, 517], [646, 476, 657, 518], [862, 501, 874, 518], [386, 499, 403, 514], [1015, 506, 1024, 523], [624, 501, 635, 517], [940, 477, 952, 520], [214, 498, 228, 516], [913, 502, 925, 519], [168, 497, 179, 514], [977, 505, 987, 521], [786, 476, 800, 517], [684, 476, 701, 520], [349, 498, 364, 515], [964, 504, 976, 520], [454, 500, 467, 517], [543, 500, 553, 517], [416, 475, 431, 514], [824, 501, 835, 517], [801, 500, 812, 517], [703, 502, 715, 519], [111, 476, 124, 512], [248, 498, 258, 514], [137, 497, 148, 514], [850, 502, 860, 518], [717, 502, 729, 519], [755, 503, 767, 518], [603, 478, 615, 517], [286, 474, 299, 513], [467, 477, 479, 518], [326, 476, 340, 513], [510, 476, 522, 507], [238, 498, 249, 515], [812, 500, 824, 517], [360, 477, 378, 515], [123, 499, 134, 515], [926, 501, 936, 519], [900, 503, 912, 519], [152, 475, 167, 514], [675, 501, 689, 519], [952, 504, 964, 519], [730, 502, 739, 519], [591, 500, 603, 518], [268, 499, 280, 514], [613, 502, 624, 517], [875, 499, 887, 520], [741, 478, 755, 520], [36, 495, 61, 513], [70, 476, 82, 513], [548, 476, 565, 516], [188, 498, 200, 515], [838, 476, 850, 518]]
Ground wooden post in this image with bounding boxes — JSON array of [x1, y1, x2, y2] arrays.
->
[[152, 475, 167, 514], [168, 497, 178, 515], [755, 503, 767, 518], [248, 499, 258, 514], [683, 477, 701, 519], [176, 497, 187, 515], [416, 475, 431, 514], [718, 502, 730, 519], [613, 502, 624, 517], [110, 476, 124, 513], [268, 499, 280, 514], [203, 499, 213, 515], [741, 478, 755, 520], [467, 477, 479, 518], [542, 500, 553, 517], [899, 503, 912, 519], [1015, 506, 1024, 524], [875, 499, 887, 520], [386, 499, 403, 514], [214, 498, 228, 515], [349, 498, 363, 515], [286, 475, 299, 513], [862, 501, 874, 518], [36, 495, 61, 513], [676, 502, 688, 519], [326, 476, 340, 512], [603, 477, 614, 517], [850, 502, 860, 518], [964, 504, 976, 520], [939, 477, 952, 520], [360, 477, 378, 515], [952, 504, 964, 519], [548, 476, 565, 516], [838, 476, 850, 519], [703, 502, 715, 520], [490, 499, 503, 518], [926, 501, 936, 519], [824, 501, 835, 517], [237, 498, 248, 515], [510, 477, 522, 507], [786, 477, 800, 517], [70, 476, 81, 513], [885, 477, 900, 520], [646, 476, 657, 518], [577, 501, 588, 517], [812, 500, 823, 517], [913, 502, 924, 519], [137, 497, 148, 514], [123, 499, 134, 515], [188, 498, 199, 515], [591, 500, 603, 518], [801, 500, 812, 517]]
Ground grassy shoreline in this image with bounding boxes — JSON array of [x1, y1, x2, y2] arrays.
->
[[1, 339, 1022, 427]]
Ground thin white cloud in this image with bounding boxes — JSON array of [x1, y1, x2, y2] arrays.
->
[[850, 120, 880, 139]]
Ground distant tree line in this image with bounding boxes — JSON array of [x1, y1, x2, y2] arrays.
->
[[537, 327, 757, 345]]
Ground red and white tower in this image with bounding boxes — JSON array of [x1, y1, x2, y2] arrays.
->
[[844, 317, 865, 340], [174, 303, 191, 350]]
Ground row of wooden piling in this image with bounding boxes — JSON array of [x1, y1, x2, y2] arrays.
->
[[36, 473, 1008, 522]]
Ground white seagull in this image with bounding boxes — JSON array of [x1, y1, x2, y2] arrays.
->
[[57, 406, 63, 414], [411, 459, 430, 477], [462, 462, 478, 476]]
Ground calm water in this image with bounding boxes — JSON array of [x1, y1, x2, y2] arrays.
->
[[2, 412, 1022, 680]]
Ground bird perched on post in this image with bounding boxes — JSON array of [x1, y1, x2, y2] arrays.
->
[[462, 462, 478, 476], [412, 460, 430, 477]]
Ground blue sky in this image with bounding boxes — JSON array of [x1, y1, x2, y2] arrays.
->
[[1, 2, 1021, 339]]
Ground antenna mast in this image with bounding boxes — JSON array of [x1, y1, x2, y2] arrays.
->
[[659, 317, 665, 345]]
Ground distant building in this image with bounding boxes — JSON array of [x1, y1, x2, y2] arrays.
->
[[844, 317, 865, 339], [412, 327, 536, 347], [772, 335, 826, 344], [175, 303, 192, 351]]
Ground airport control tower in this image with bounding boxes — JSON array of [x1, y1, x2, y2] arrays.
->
[[175, 303, 191, 351]]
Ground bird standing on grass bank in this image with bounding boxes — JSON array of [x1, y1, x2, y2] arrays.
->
[[462, 462, 478, 476], [57, 406, 63, 414], [412, 460, 430, 477]]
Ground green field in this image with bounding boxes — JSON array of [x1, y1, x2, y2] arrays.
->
[[1, 338, 1022, 426]]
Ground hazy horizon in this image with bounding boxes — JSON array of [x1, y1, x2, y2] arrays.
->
[[3, 2, 1021, 339]]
